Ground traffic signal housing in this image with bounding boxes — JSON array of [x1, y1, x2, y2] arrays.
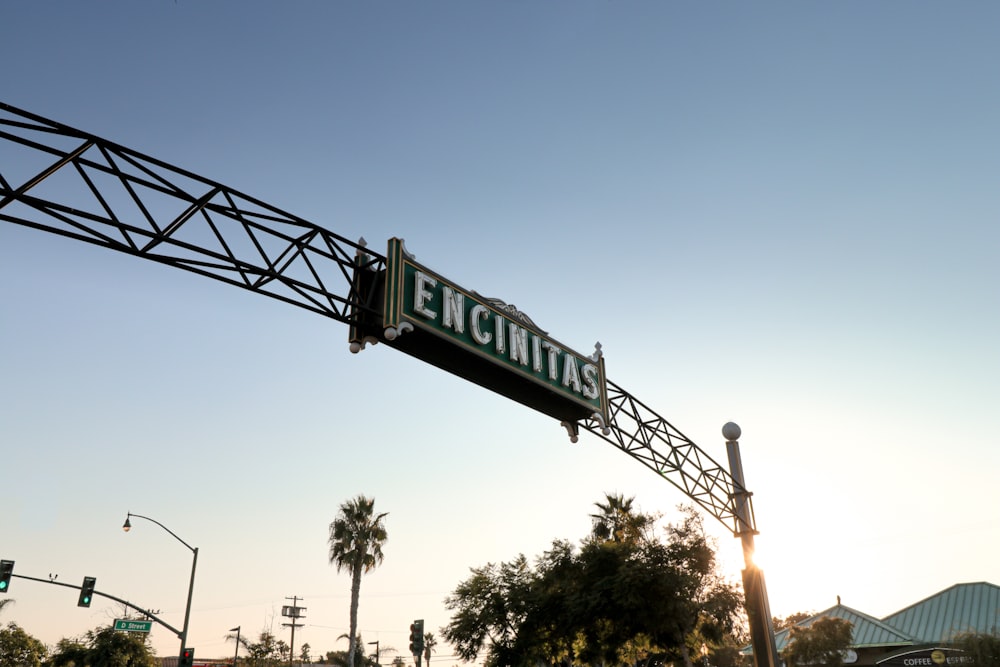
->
[[0, 560, 12, 593], [77, 576, 96, 607], [179, 648, 194, 667], [409, 619, 424, 655]]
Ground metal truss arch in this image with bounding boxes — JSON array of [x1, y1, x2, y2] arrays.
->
[[1, 101, 754, 536]]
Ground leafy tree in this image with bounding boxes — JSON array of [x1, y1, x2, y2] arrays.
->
[[707, 636, 752, 667], [231, 629, 289, 667], [773, 613, 812, 632], [327, 633, 378, 667], [661, 508, 745, 667], [783, 617, 853, 667], [443, 500, 744, 667], [301, 642, 312, 663], [49, 625, 156, 667], [48, 638, 88, 667], [954, 631, 1000, 667], [329, 495, 389, 667], [0, 622, 47, 667], [442, 554, 534, 665]]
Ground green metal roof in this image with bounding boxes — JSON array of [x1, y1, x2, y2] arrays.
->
[[881, 582, 1000, 643], [773, 605, 916, 652], [756, 582, 1000, 656]]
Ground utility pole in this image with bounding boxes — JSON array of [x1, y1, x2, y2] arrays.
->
[[281, 596, 306, 667]]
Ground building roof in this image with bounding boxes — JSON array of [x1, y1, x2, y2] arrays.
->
[[773, 605, 915, 652], [759, 582, 1000, 657], [881, 582, 1000, 643]]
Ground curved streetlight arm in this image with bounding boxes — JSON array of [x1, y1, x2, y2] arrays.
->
[[123, 512, 198, 658], [124, 513, 196, 553]]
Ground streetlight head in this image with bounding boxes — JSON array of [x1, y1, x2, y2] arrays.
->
[[122, 516, 132, 532]]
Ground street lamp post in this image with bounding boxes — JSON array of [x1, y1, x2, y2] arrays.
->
[[230, 626, 241, 667], [123, 512, 199, 660]]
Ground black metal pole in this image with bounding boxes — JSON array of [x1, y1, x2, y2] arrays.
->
[[723, 423, 779, 667]]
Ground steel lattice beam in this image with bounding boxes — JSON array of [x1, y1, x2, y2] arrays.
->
[[582, 380, 755, 535], [0, 101, 753, 535], [0, 101, 384, 325]]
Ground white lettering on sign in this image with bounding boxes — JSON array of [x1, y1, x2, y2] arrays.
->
[[469, 304, 491, 345], [413, 271, 438, 319], [442, 286, 464, 334], [408, 269, 601, 403]]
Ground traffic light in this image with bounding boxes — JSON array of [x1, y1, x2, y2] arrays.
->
[[408, 619, 424, 655], [179, 648, 194, 667], [77, 576, 96, 607], [0, 560, 13, 593]]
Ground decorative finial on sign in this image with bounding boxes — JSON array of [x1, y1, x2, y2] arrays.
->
[[590, 411, 610, 435], [561, 421, 580, 443], [349, 336, 379, 353], [473, 293, 546, 333], [383, 322, 413, 341], [590, 342, 603, 362], [398, 238, 415, 260]]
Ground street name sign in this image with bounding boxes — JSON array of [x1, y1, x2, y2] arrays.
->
[[350, 238, 609, 433], [114, 619, 152, 633]]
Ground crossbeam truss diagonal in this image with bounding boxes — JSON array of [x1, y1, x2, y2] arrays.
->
[[583, 380, 753, 535], [0, 102, 384, 325], [0, 101, 755, 537]]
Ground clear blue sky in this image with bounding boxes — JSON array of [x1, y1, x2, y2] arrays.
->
[[2, 1, 998, 662]]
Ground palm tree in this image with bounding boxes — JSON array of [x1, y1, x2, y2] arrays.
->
[[589, 492, 653, 545], [328, 495, 389, 667], [422, 632, 437, 667]]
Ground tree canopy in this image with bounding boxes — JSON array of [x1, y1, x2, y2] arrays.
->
[[442, 501, 744, 667], [954, 631, 1000, 667], [782, 617, 853, 667], [0, 622, 47, 667], [48, 625, 157, 667]]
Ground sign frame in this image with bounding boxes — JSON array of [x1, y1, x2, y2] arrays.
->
[[351, 238, 609, 432], [113, 619, 153, 633]]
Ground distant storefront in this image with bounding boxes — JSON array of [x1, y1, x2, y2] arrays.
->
[[768, 582, 1000, 667]]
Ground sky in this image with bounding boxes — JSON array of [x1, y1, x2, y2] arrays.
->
[[2, 1, 999, 663]]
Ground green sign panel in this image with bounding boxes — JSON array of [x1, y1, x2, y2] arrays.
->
[[370, 238, 609, 429], [114, 619, 153, 633]]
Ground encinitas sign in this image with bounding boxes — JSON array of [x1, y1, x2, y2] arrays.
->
[[351, 238, 609, 432]]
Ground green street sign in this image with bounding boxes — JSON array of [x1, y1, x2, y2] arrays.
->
[[114, 619, 153, 633]]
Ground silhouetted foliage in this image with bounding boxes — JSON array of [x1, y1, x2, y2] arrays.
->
[[0, 622, 47, 667], [48, 625, 157, 667], [443, 502, 743, 667], [783, 617, 853, 667], [954, 631, 1000, 667]]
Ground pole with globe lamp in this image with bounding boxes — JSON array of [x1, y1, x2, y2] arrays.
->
[[123, 512, 199, 661]]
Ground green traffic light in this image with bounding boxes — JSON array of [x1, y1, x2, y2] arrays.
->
[[0, 582, 7, 591]]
